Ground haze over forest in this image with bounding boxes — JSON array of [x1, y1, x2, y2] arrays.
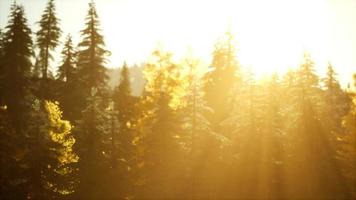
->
[[0, 0, 355, 200]]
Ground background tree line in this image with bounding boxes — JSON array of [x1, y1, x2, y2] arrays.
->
[[0, 0, 355, 199]]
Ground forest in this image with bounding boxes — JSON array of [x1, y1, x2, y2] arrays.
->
[[0, 0, 355, 199]]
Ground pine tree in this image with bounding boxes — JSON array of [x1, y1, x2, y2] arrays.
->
[[181, 57, 219, 199], [258, 74, 286, 199], [73, 3, 111, 198], [223, 68, 267, 199], [36, 0, 61, 79], [284, 53, 351, 199], [204, 30, 240, 132], [76, 1, 109, 100], [74, 88, 111, 199], [322, 63, 350, 132], [56, 34, 78, 121], [1, 2, 33, 132], [137, 50, 185, 199], [57, 34, 76, 82], [112, 62, 138, 199], [340, 74, 356, 198], [0, 4, 34, 198]]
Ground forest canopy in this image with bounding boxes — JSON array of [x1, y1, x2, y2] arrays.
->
[[0, 0, 355, 200]]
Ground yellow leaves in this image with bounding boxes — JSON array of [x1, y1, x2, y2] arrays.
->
[[42, 100, 78, 165]]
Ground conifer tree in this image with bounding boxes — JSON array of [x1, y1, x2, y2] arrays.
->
[[56, 34, 78, 121], [1, 3, 33, 131], [340, 74, 356, 199], [75, 88, 111, 199], [285, 53, 351, 199], [137, 50, 185, 199], [204, 30, 240, 131], [76, 1, 109, 100], [0, 4, 34, 198], [73, 3, 111, 198], [112, 62, 138, 198], [181, 57, 218, 199], [57, 34, 76, 82], [223, 68, 267, 199], [36, 0, 61, 79], [322, 63, 350, 132], [183, 57, 214, 151]]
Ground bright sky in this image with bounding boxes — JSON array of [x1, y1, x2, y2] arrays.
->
[[0, 0, 355, 86]]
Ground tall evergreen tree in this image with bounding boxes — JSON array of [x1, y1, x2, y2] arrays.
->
[[340, 74, 356, 199], [112, 62, 138, 199], [322, 63, 350, 132], [76, 1, 109, 100], [1, 2, 33, 132], [56, 34, 78, 121], [73, 2, 111, 198], [75, 88, 111, 199], [137, 50, 186, 199], [57, 34, 76, 82], [181, 57, 220, 199], [204, 30, 240, 132], [284, 53, 351, 199], [0, 4, 34, 198], [36, 0, 61, 80]]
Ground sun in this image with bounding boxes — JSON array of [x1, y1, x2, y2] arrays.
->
[[222, 0, 332, 77], [97, 0, 351, 85]]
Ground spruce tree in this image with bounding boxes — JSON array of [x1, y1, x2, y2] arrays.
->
[[223, 68, 267, 199], [112, 62, 138, 199], [36, 0, 61, 79], [0, 4, 34, 198], [204, 30, 240, 132], [284, 53, 351, 199], [181, 57, 218, 199], [74, 3, 111, 198], [75, 88, 111, 199], [1, 2, 33, 132], [57, 34, 76, 82], [56, 34, 78, 121], [137, 50, 185, 199], [322, 63, 350, 132], [76, 1, 109, 100], [340, 74, 356, 199]]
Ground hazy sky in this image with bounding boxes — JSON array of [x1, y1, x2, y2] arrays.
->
[[0, 0, 355, 86]]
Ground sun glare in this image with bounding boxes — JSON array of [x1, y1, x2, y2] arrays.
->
[[101, 0, 335, 78]]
